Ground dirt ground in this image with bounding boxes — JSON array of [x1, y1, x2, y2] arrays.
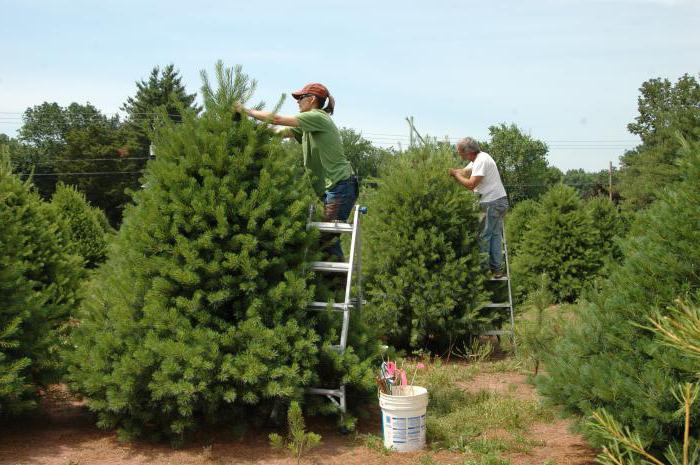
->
[[0, 371, 598, 465]]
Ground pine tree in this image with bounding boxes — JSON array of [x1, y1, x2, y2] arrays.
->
[[584, 196, 624, 263], [67, 62, 374, 443], [121, 64, 200, 157], [49, 183, 111, 268], [269, 401, 322, 465], [537, 139, 700, 451], [511, 185, 617, 303], [505, 198, 540, 259], [361, 145, 490, 352], [0, 147, 83, 414]]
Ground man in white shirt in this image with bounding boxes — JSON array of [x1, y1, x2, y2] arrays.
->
[[449, 137, 509, 278]]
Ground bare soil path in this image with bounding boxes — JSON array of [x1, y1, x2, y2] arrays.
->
[[0, 369, 597, 465]]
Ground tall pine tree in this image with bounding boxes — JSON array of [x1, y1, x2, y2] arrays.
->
[[68, 62, 373, 443], [121, 64, 200, 157], [537, 138, 700, 451], [361, 145, 490, 352]]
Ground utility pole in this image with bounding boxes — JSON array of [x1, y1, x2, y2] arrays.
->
[[608, 161, 613, 201], [405, 116, 426, 147], [408, 116, 414, 148]]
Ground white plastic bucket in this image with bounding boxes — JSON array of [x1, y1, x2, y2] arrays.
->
[[378, 385, 429, 452]]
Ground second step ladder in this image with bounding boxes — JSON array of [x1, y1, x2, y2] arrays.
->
[[481, 227, 516, 353]]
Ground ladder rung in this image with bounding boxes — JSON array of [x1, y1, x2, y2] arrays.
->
[[481, 330, 512, 336], [308, 222, 353, 233], [311, 261, 350, 273], [329, 344, 343, 352], [485, 302, 511, 308], [307, 301, 351, 311], [487, 276, 509, 281], [307, 387, 343, 397]]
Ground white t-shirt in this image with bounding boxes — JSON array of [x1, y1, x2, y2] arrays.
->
[[465, 152, 507, 203]]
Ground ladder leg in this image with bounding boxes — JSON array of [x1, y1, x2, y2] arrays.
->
[[502, 224, 516, 354]]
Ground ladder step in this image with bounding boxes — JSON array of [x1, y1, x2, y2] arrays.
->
[[308, 221, 354, 233], [481, 330, 512, 336], [485, 302, 511, 308], [487, 276, 509, 281], [311, 261, 350, 273], [307, 301, 351, 312], [307, 387, 344, 397]]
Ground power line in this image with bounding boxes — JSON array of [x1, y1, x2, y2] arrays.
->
[[14, 157, 151, 163], [16, 171, 144, 177]]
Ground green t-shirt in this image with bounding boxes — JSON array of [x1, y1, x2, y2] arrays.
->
[[291, 109, 354, 196]]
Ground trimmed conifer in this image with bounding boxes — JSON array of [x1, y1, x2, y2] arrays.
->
[[67, 63, 373, 443], [361, 145, 490, 352], [584, 196, 624, 263], [50, 182, 111, 268], [0, 148, 83, 414], [537, 139, 700, 451], [511, 185, 616, 303], [504, 198, 540, 259]]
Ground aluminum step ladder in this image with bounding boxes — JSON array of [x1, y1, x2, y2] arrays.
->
[[306, 204, 367, 413], [481, 227, 516, 352]]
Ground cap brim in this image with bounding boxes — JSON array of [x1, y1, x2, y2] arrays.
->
[[291, 90, 305, 99]]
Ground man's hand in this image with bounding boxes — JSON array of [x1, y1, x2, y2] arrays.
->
[[234, 102, 246, 114], [449, 168, 459, 178]]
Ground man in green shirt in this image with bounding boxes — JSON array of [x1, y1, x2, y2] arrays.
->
[[235, 82, 357, 258]]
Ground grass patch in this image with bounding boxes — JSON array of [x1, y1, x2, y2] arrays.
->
[[456, 455, 512, 465], [355, 433, 390, 455], [406, 358, 555, 460]]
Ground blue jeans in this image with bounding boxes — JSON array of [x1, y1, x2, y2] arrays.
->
[[479, 196, 509, 272], [322, 176, 359, 259]]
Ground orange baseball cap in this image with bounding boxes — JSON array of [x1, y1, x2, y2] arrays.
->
[[291, 83, 330, 100]]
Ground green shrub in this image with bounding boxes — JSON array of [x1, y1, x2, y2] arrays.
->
[[67, 63, 374, 444], [537, 139, 700, 451], [504, 198, 539, 259], [510, 185, 620, 303], [361, 145, 491, 352], [50, 182, 111, 268], [0, 147, 83, 415]]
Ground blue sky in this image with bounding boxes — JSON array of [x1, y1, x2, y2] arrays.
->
[[1, 0, 698, 171]]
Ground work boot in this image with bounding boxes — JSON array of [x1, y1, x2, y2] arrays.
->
[[491, 270, 507, 279]]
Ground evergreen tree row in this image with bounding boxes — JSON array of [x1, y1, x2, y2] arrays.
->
[[0, 148, 87, 415], [537, 139, 700, 451]]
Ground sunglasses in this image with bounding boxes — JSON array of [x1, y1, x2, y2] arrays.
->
[[297, 94, 314, 101]]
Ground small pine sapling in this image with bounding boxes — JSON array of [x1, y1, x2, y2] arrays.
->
[[269, 401, 321, 465], [514, 274, 560, 375]]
